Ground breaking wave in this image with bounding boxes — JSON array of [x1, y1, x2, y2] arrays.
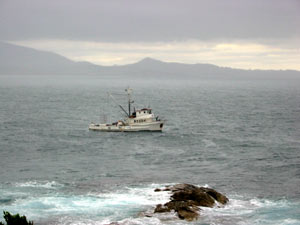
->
[[1, 184, 299, 225], [15, 181, 64, 189]]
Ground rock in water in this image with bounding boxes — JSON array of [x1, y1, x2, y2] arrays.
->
[[154, 184, 228, 221], [1, 211, 34, 225], [199, 187, 229, 205]]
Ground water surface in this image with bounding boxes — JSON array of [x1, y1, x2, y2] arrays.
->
[[0, 75, 300, 224]]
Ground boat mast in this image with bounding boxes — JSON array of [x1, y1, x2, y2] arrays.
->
[[126, 88, 133, 116]]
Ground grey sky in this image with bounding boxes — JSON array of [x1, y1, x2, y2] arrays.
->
[[1, 0, 299, 42], [0, 0, 299, 69]]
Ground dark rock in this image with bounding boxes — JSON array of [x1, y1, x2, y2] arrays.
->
[[154, 204, 171, 213], [153, 184, 228, 221], [200, 187, 229, 204], [177, 207, 199, 221], [1, 211, 34, 225], [169, 183, 195, 192], [154, 188, 162, 192], [171, 189, 215, 207]]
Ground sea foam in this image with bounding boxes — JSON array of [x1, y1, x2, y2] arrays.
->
[[15, 181, 64, 189], [1, 184, 299, 225]]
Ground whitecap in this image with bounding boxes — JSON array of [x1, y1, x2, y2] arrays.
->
[[1, 183, 173, 223], [3, 185, 299, 225], [15, 181, 64, 189], [198, 195, 300, 225]]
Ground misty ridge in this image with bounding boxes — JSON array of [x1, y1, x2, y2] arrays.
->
[[0, 41, 299, 80]]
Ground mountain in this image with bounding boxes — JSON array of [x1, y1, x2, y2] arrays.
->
[[0, 42, 101, 75], [1, 42, 299, 79], [103, 57, 300, 79]]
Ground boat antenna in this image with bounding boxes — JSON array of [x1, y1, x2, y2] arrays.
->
[[108, 92, 129, 117]]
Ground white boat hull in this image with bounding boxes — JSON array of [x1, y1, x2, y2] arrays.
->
[[89, 121, 164, 132]]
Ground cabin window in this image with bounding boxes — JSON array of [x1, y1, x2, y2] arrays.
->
[[134, 120, 136, 123]]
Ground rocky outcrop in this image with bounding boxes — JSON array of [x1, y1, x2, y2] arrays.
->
[[154, 184, 228, 221], [0, 211, 34, 225]]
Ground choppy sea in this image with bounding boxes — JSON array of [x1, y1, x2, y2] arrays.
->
[[0, 75, 300, 225]]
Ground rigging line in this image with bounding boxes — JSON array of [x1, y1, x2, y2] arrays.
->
[[108, 92, 111, 123], [108, 92, 129, 117]]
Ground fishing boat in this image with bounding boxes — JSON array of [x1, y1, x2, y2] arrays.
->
[[89, 88, 164, 132]]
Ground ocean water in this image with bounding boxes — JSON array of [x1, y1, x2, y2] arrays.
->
[[0, 75, 300, 225]]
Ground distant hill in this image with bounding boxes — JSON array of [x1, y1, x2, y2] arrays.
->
[[0, 42, 101, 75], [1, 42, 299, 79], [111, 57, 300, 80]]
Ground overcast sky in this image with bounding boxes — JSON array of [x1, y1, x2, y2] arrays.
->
[[1, 0, 299, 69]]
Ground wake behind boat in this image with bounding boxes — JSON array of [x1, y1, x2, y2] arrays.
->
[[89, 88, 164, 132]]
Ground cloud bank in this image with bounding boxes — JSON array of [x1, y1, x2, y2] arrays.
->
[[1, 0, 300, 69]]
